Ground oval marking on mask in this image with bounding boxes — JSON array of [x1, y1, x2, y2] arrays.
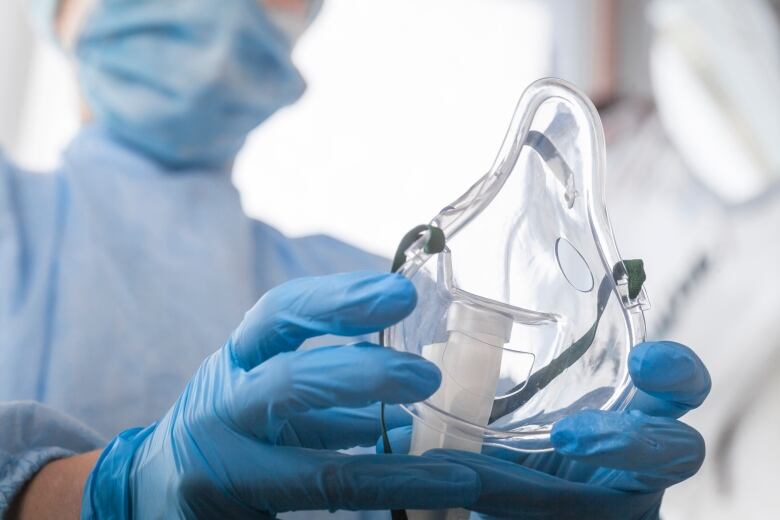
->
[[555, 237, 594, 292]]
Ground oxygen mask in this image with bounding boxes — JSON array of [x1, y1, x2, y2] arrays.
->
[[381, 78, 650, 456]]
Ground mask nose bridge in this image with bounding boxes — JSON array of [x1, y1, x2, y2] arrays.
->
[[524, 128, 578, 209]]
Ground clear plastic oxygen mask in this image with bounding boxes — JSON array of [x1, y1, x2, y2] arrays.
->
[[380, 79, 650, 469]]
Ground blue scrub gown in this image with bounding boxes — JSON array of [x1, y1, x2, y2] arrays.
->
[[0, 125, 388, 514]]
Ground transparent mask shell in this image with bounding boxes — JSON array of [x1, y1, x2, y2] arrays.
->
[[385, 78, 649, 452]]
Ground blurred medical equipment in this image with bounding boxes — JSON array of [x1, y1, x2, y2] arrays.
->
[[548, 0, 654, 106], [602, 94, 780, 520], [552, 0, 780, 204], [558, 0, 780, 517], [649, 0, 780, 203], [633, 0, 780, 517]]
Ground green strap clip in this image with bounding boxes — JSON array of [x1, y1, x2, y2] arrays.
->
[[390, 224, 446, 273], [614, 259, 647, 300]]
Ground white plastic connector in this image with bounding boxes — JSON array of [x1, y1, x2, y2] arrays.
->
[[408, 302, 512, 520]]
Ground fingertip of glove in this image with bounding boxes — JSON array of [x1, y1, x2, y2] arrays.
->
[[629, 341, 711, 396], [409, 356, 442, 388], [686, 427, 707, 476], [387, 354, 442, 399], [350, 272, 418, 324], [550, 419, 579, 454], [382, 272, 418, 311]]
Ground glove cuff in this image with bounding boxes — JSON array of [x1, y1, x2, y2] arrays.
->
[[80, 425, 155, 519]]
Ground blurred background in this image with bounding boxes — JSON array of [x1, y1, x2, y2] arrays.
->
[[3, 0, 552, 256], [1, 0, 778, 518]]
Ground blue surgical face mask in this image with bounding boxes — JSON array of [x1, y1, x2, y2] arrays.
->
[[73, 0, 310, 170]]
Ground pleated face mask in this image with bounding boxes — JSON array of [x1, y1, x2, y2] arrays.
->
[[74, 0, 308, 170], [382, 78, 650, 453]]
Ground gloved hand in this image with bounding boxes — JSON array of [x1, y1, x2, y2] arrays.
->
[[384, 341, 711, 519], [81, 272, 480, 518]]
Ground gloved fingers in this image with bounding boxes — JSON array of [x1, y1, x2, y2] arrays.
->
[[229, 272, 416, 370], [423, 449, 661, 520], [231, 344, 440, 437], [237, 448, 480, 513], [551, 409, 705, 491], [628, 341, 711, 418], [278, 404, 411, 450]]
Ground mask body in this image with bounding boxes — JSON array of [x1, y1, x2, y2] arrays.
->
[[387, 78, 648, 453], [73, 0, 308, 169]]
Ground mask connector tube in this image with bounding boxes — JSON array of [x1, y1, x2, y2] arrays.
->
[[409, 302, 513, 520]]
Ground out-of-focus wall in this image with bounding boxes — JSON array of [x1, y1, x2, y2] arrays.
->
[[548, 0, 653, 104], [234, 0, 551, 256], [0, 0, 36, 151]]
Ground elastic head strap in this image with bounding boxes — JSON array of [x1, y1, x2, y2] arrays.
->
[[381, 225, 446, 520], [489, 259, 646, 423], [381, 225, 446, 458]]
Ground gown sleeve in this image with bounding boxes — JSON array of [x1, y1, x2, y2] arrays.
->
[[0, 401, 104, 512]]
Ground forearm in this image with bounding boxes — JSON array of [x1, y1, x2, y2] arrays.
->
[[8, 450, 101, 520]]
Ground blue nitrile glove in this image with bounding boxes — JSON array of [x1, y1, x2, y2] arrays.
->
[[384, 341, 711, 519], [81, 272, 480, 518]]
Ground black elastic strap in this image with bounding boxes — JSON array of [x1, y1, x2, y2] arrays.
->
[[380, 225, 446, 520], [390, 225, 446, 272], [489, 260, 646, 423]]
